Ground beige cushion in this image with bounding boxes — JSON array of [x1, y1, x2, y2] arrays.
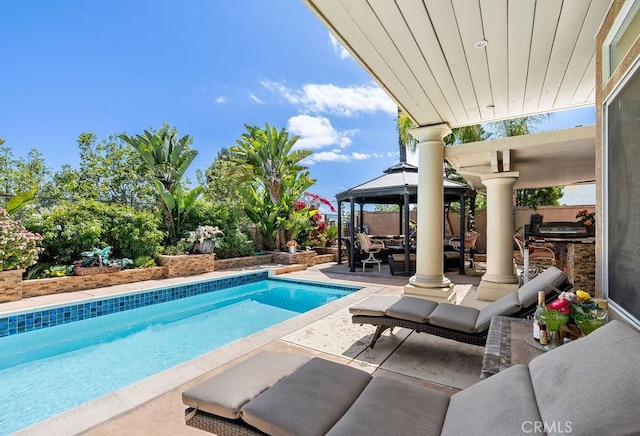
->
[[428, 303, 480, 333], [327, 376, 450, 436], [349, 295, 400, 316], [391, 254, 416, 262], [241, 357, 371, 436], [181, 351, 310, 419], [474, 292, 522, 331], [442, 365, 542, 435], [443, 251, 460, 259], [386, 297, 438, 323], [516, 266, 567, 307], [529, 321, 640, 436]]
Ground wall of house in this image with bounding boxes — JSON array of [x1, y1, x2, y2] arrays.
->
[[596, 0, 640, 322]]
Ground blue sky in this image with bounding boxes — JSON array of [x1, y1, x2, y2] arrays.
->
[[1, 0, 595, 211]]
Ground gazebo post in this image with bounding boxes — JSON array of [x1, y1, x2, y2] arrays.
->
[[337, 200, 342, 264], [403, 192, 411, 275], [350, 199, 356, 272]]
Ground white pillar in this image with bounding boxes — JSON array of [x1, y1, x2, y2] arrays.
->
[[404, 124, 455, 300], [477, 172, 520, 300]]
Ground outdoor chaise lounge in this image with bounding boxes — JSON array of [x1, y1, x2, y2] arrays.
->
[[351, 266, 571, 347], [183, 320, 640, 435]]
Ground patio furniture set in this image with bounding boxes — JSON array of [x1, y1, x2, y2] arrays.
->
[[182, 266, 639, 435]]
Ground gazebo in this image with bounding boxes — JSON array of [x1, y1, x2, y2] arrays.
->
[[335, 163, 476, 275]]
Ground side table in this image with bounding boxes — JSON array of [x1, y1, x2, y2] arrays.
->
[[480, 316, 545, 379]]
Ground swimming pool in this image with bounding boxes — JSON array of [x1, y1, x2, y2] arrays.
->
[[0, 272, 359, 434]]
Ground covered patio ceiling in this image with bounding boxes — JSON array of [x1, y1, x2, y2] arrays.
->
[[445, 125, 596, 192], [303, 0, 607, 128]]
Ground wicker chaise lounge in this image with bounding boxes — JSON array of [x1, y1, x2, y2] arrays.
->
[[350, 266, 571, 347], [183, 321, 640, 435]]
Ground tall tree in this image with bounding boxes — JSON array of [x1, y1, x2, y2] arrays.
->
[[197, 148, 249, 228], [396, 109, 417, 163], [120, 126, 203, 243], [230, 123, 315, 250]]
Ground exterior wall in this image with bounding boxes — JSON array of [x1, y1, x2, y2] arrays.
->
[[596, 0, 640, 300]]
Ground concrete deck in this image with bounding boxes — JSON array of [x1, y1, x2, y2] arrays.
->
[[3, 262, 489, 436]]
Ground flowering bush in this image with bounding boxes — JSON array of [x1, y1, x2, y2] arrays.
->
[[576, 209, 595, 226], [0, 207, 43, 272], [293, 192, 336, 247]]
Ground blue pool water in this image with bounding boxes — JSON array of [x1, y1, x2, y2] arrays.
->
[[0, 275, 358, 434]]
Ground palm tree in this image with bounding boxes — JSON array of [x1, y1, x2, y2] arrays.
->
[[396, 108, 417, 163], [231, 123, 313, 205], [230, 123, 315, 250]]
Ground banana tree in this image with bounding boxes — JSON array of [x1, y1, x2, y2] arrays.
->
[[6, 188, 36, 215], [120, 128, 201, 243]]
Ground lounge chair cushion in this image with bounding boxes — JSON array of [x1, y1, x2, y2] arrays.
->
[[327, 376, 450, 436], [528, 321, 640, 436], [441, 364, 542, 435], [241, 357, 372, 436], [349, 295, 400, 317], [516, 266, 566, 307], [181, 351, 310, 419], [474, 292, 522, 331], [386, 297, 439, 323], [427, 303, 480, 333]]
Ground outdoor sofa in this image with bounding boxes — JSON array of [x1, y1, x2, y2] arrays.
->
[[183, 320, 640, 435], [351, 266, 571, 347], [388, 251, 460, 275]]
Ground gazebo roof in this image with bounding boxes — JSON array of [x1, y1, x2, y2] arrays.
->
[[335, 162, 474, 204]]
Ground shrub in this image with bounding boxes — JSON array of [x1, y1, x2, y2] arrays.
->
[[22, 200, 163, 264], [0, 207, 43, 271], [182, 201, 255, 258]]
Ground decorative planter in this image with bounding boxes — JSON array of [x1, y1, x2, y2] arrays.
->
[[157, 253, 216, 278], [288, 246, 296, 254], [74, 265, 122, 276], [194, 239, 215, 254]]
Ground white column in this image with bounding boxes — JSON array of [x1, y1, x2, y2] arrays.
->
[[404, 124, 455, 300], [477, 172, 520, 300]]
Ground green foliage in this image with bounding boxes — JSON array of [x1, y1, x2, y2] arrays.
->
[[515, 188, 563, 208], [181, 201, 255, 258], [374, 204, 399, 212], [197, 148, 250, 228], [45, 265, 73, 277], [133, 256, 156, 268], [5, 188, 36, 215], [21, 200, 163, 264], [120, 126, 202, 243]]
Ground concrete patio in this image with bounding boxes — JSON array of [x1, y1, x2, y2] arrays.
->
[[5, 262, 490, 435]]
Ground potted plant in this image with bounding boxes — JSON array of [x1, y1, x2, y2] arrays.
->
[[188, 225, 224, 254], [286, 240, 298, 254]]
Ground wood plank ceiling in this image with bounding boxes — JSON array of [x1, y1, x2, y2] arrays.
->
[[304, 0, 610, 127]]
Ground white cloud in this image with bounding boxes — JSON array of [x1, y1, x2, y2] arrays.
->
[[261, 80, 396, 117], [249, 93, 265, 104], [287, 115, 353, 150], [329, 33, 350, 60], [303, 151, 378, 164], [214, 96, 227, 103]]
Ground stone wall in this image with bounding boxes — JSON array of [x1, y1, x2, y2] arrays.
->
[[567, 243, 596, 295], [22, 267, 167, 298], [1, 250, 338, 303], [157, 254, 216, 278]]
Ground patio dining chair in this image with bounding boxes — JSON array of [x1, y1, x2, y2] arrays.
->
[[356, 233, 384, 272], [448, 231, 480, 267], [514, 233, 555, 282]]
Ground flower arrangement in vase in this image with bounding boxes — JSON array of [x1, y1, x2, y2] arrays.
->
[[188, 225, 224, 254], [286, 240, 298, 254]]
